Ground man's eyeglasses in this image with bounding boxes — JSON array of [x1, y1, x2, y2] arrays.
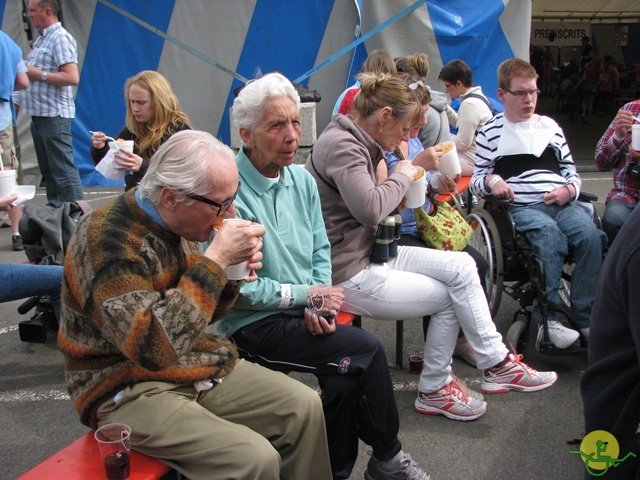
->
[[505, 89, 541, 98], [185, 182, 241, 216]]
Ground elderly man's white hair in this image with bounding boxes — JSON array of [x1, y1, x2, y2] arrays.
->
[[137, 130, 235, 205], [230, 72, 301, 133]]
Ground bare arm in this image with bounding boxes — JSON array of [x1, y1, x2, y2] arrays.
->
[[27, 62, 79, 87]]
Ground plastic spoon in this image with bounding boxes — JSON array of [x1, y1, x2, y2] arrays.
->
[[89, 130, 117, 143]]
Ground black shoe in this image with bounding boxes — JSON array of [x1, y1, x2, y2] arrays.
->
[[12, 234, 23, 251]]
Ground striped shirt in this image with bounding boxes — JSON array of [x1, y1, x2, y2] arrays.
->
[[23, 23, 77, 118], [594, 100, 640, 206], [470, 113, 581, 206]]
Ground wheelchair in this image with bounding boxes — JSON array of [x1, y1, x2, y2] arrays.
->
[[465, 192, 603, 355]]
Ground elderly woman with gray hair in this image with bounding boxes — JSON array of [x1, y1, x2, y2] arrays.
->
[[215, 72, 429, 480]]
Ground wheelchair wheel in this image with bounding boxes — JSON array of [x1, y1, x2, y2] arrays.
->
[[467, 209, 503, 317], [506, 319, 528, 354]]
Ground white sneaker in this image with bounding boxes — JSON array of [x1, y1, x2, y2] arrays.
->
[[536, 321, 579, 350]]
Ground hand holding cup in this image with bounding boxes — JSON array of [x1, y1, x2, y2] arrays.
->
[[205, 219, 265, 280]]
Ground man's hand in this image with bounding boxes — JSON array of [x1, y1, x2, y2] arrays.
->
[[543, 185, 574, 206], [613, 108, 633, 140], [487, 175, 515, 201], [204, 220, 265, 270]]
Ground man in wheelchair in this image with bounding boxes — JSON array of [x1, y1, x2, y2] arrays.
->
[[470, 58, 607, 350]]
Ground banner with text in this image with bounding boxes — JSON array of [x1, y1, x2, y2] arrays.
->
[[531, 22, 590, 46]]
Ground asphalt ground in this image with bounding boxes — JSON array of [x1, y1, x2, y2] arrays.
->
[[0, 96, 619, 479]]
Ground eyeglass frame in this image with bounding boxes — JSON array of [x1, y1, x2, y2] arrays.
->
[[504, 89, 541, 98], [185, 181, 241, 216]]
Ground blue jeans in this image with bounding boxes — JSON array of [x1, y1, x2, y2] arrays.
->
[[0, 263, 63, 320], [602, 199, 637, 247], [510, 202, 606, 329], [30, 116, 84, 207]]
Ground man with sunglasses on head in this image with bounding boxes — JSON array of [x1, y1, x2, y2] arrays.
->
[[58, 130, 332, 480], [470, 58, 606, 351]]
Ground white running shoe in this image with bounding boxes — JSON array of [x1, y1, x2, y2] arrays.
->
[[536, 320, 580, 350]]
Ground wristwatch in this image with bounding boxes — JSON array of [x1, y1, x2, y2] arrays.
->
[[41, 71, 48, 82]]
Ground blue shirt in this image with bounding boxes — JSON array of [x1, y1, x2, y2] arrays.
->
[[216, 147, 332, 337], [385, 137, 433, 238]]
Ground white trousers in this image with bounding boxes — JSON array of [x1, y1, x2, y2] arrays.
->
[[340, 246, 508, 392]]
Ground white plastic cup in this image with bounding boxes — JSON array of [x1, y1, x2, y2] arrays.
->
[[404, 166, 427, 208], [437, 141, 461, 178], [632, 124, 640, 151], [94, 423, 131, 480], [0, 169, 17, 197], [111, 140, 134, 153]]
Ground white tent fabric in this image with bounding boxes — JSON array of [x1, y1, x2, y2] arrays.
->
[[2, 0, 531, 186], [531, 0, 640, 21]]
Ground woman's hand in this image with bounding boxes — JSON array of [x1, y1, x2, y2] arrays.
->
[[436, 174, 459, 193], [394, 160, 417, 181], [413, 145, 443, 171], [91, 131, 107, 149], [0, 194, 18, 210], [114, 148, 143, 172]]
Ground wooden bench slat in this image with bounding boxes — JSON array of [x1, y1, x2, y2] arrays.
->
[[17, 432, 171, 480]]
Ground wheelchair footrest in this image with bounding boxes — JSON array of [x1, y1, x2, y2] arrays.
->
[[537, 341, 587, 356]]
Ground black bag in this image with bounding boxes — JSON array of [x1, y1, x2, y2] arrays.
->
[[18, 200, 92, 266]]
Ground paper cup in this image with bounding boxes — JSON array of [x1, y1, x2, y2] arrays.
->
[[632, 125, 640, 151], [437, 141, 461, 178], [404, 166, 427, 208], [113, 140, 134, 152], [221, 219, 262, 281], [0, 170, 17, 197]]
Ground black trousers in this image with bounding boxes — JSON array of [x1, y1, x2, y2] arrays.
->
[[231, 314, 401, 480]]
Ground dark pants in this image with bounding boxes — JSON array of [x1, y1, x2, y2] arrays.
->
[[30, 116, 84, 207], [231, 314, 401, 480]]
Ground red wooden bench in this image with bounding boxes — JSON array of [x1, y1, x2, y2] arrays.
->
[[17, 431, 179, 480], [435, 175, 472, 215]]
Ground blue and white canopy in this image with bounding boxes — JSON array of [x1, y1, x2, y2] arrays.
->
[[1, 0, 530, 186]]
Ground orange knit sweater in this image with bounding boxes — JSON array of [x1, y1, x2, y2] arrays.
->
[[59, 190, 239, 428]]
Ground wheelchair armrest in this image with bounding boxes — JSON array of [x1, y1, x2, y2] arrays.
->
[[482, 194, 512, 207], [578, 191, 598, 203]]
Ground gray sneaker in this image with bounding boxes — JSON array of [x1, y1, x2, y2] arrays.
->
[[364, 452, 430, 480]]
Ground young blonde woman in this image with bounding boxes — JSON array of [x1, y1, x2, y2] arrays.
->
[[90, 70, 191, 190]]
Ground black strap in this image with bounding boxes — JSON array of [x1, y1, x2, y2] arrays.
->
[[309, 150, 340, 194]]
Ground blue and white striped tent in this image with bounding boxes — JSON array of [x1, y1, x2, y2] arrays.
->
[[1, 0, 530, 186]]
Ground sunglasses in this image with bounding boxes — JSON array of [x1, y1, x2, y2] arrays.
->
[[185, 182, 241, 216]]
